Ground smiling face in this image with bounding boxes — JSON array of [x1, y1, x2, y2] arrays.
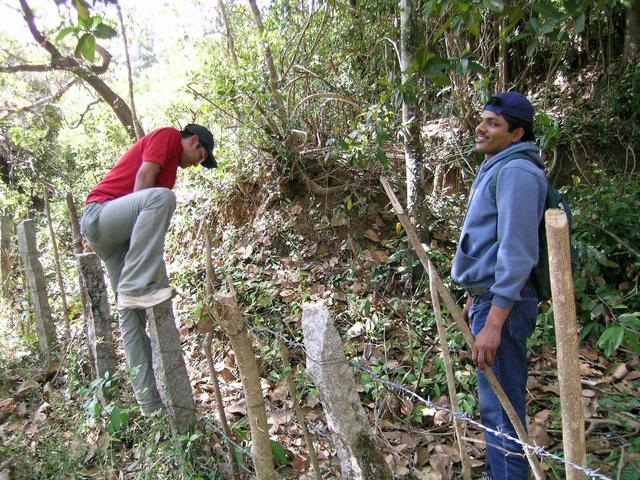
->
[[179, 135, 207, 168], [475, 110, 524, 159]]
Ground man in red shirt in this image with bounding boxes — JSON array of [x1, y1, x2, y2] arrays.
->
[[80, 124, 216, 414]]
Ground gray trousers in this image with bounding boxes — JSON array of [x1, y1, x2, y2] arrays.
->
[[80, 188, 176, 413]]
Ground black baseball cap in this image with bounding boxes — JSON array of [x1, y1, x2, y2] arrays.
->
[[484, 92, 534, 125], [184, 124, 217, 168]]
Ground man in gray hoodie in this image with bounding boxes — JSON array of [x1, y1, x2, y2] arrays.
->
[[452, 92, 547, 479]]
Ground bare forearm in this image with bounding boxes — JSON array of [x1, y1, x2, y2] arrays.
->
[[133, 162, 160, 191]]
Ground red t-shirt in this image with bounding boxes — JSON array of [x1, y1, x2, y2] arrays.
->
[[86, 127, 183, 204]]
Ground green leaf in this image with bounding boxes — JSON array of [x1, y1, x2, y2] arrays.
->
[[74, 0, 90, 23], [468, 61, 487, 75], [526, 40, 538, 58], [270, 440, 288, 465], [573, 12, 585, 33], [375, 149, 389, 166], [233, 427, 249, 441], [531, 2, 562, 20], [482, 0, 504, 12], [597, 325, 625, 357], [108, 405, 128, 433], [75, 33, 96, 62], [94, 23, 118, 39], [55, 26, 77, 42], [85, 398, 101, 417]]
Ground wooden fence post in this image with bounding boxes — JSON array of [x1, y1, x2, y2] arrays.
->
[[546, 208, 587, 480], [215, 290, 276, 480]]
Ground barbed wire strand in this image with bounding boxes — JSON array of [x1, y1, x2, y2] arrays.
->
[[243, 321, 613, 480]]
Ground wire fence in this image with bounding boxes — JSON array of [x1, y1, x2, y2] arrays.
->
[[237, 320, 613, 480]]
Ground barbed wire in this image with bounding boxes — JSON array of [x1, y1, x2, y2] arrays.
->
[[243, 320, 613, 480]]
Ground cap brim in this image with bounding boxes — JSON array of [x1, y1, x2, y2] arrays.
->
[[201, 152, 217, 169]]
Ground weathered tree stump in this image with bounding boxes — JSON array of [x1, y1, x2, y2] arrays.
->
[[1, 215, 13, 299], [75, 253, 117, 380], [146, 300, 195, 434], [17, 219, 57, 359], [301, 302, 392, 480]]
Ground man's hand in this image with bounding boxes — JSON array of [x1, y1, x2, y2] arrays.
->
[[133, 161, 161, 191], [472, 305, 510, 371]]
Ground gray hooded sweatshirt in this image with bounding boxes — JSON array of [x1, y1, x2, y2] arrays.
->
[[451, 142, 548, 308]]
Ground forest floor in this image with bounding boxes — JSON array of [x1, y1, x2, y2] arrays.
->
[[1, 164, 639, 479]]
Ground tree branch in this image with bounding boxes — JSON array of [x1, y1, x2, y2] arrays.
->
[[0, 78, 78, 121], [0, 64, 55, 73], [5, 0, 137, 140]]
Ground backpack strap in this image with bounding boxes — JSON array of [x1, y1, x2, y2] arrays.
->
[[489, 152, 539, 199]]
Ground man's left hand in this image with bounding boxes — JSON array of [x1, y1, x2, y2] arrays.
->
[[472, 305, 510, 371]]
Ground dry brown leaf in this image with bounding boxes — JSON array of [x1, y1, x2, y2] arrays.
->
[[400, 398, 414, 416], [413, 466, 443, 480], [582, 389, 596, 398], [610, 363, 629, 380], [626, 370, 640, 381], [291, 204, 303, 215], [0, 399, 17, 420], [279, 289, 295, 299], [226, 400, 247, 415], [528, 422, 551, 447], [267, 384, 290, 403], [370, 250, 389, 263], [291, 453, 310, 474], [433, 409, 450, 426], [330, 216, 348, 227], [533, 409, 551, 423], [363, 229, 380, 242]]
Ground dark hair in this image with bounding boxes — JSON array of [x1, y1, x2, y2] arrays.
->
[[503, 113, 535, 142]]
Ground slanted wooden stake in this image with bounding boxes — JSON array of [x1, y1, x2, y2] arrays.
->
[[546, 208, 586, 480], [202, 230, 240, 480], [380, 176, 544, 480], [215, 289, 276, 480], [44, 188, 71, 339], [428, 263, 472, 480], [278, 337, 323, 480]]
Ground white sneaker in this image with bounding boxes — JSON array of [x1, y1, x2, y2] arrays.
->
[[117, 287, 177, 310]]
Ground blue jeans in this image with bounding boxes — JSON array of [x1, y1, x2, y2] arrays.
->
[[470, 287, 538, 480]]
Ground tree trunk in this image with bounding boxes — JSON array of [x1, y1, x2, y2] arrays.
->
[[44, 188, 70, 339], [247, 0, 288, 126], [217, 0, 239, 66], [624, 0, 640, 64], [116, 2, 144, 140], [399, 0, 426, 229]]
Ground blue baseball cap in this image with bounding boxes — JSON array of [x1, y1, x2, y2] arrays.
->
[[484, 92, 534, 125]]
